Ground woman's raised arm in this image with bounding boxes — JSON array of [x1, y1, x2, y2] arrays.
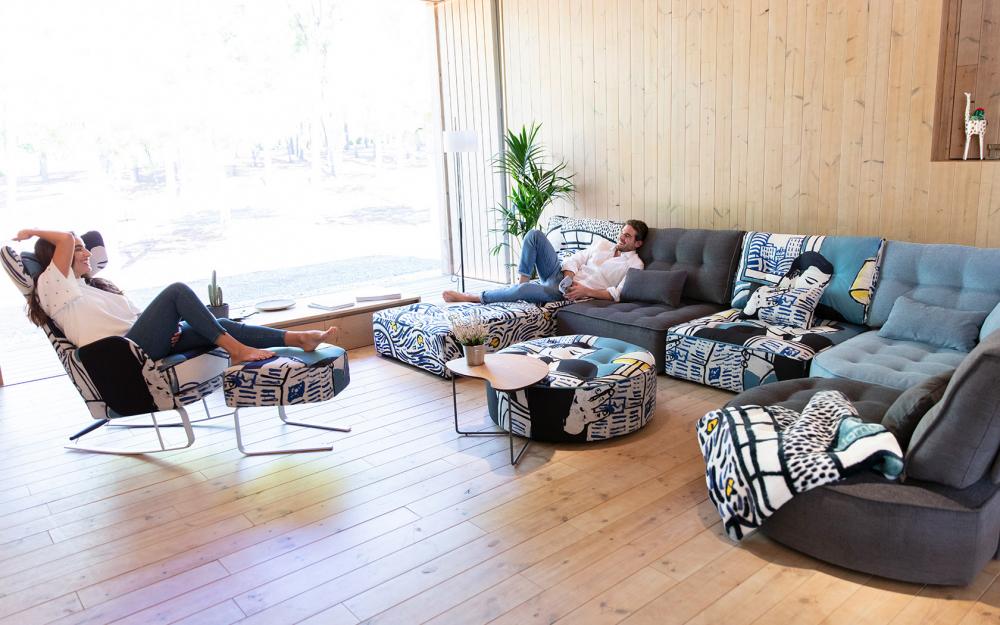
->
[[13, 229, 76, 277]]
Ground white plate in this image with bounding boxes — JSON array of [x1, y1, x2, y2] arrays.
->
[[255, 299, 295, 312]]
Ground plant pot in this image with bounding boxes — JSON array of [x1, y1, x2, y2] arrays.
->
[[207, 303, 230, 319], [463, 344, 486, 366]]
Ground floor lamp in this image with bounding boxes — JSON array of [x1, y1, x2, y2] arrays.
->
[[443, 129, 479, 292]]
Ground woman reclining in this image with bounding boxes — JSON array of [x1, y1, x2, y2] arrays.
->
[[15, 229, 337, 364]]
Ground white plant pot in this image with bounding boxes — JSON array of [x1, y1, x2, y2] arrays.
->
[[463, 344, 486, 366]]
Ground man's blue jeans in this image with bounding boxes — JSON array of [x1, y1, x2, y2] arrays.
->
[[481, 229, 565, 304], [125, 282, 286, 360]]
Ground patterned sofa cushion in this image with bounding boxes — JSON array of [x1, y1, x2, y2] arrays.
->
[[732, 232, 884, 325], [372, 300, 568, 377], [664, 309, 863, 393]]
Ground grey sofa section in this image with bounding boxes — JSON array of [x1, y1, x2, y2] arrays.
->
[[867, 241, 1000, 329], [724, 336, 1000, 585], [811, 331, 967, 390], [557, 300, 725, 372], [759, 472, 1000, 586], [558, 228, 744, 371], [637, 228, 744, 305], [808, 240, 1000, 389]]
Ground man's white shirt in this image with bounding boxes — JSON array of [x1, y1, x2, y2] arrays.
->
[[561, 240, 644, 301]]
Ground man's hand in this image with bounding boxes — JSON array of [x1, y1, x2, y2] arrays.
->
[[565, 282, 594, 301], [565, 282, 613, 301]]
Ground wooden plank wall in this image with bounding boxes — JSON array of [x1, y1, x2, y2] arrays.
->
[[438, 0, 1000, 261]]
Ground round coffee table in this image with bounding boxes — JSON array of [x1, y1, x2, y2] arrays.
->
[[446, 353, 549, 464]]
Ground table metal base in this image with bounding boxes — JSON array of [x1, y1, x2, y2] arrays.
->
[[452, 376, 530, 465]]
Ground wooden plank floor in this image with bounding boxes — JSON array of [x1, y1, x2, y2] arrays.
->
[[3, 276, 1000, 623]]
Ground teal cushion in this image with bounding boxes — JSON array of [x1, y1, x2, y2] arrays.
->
[[878, 296, 988, 352]]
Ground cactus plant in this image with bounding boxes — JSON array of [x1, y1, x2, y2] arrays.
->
[[208, 270, 224, 307]]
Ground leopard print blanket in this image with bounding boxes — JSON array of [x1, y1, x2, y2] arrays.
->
[[696, 390, 904, 540]]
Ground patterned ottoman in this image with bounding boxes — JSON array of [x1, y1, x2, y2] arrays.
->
[[485, 335, 657, 443], [223, 345, 351, 455], [372, 301, 568, 377]]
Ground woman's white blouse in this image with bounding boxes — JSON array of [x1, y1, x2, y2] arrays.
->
[[36, 264, 140, 347]]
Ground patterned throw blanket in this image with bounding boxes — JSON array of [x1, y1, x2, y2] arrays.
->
[[696, 390, 904, 540]]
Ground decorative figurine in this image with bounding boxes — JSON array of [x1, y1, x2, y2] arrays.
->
[[964, 92, 987, 160]]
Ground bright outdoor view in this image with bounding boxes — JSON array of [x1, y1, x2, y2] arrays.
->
[[0, 0, 443, 381]]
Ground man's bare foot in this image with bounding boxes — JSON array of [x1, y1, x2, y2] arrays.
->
[[442, 290, 481, 303], [230, 347, 275, 364], [295, 326, 339, 351]]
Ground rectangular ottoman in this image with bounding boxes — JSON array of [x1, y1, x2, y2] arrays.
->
[[373, 300, 568, 377]]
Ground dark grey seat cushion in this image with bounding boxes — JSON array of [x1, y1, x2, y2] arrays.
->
[[725, 375, 1000, 585], [558, 300, 725, 371], [724, 376, 901, 422]]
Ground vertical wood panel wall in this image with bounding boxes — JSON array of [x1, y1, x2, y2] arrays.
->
[[439, 0, 1000, 256]]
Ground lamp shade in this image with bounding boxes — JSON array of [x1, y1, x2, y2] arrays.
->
[[442, 129, 479, 153]]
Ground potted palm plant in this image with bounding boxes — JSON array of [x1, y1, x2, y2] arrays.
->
[[491, 123, 575, 257]]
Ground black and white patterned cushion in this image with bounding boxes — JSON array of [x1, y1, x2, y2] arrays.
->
[[746, 284, 827, 329], [558, 217, 624, 254]]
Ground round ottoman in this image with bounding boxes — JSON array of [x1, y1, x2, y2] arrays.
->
[[486, 335, 657, 443]]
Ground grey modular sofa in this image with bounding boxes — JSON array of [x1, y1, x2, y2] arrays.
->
[[725, 330, 1000, 585], [812, 241, 1000, 390], [556, 227, 745, 372]]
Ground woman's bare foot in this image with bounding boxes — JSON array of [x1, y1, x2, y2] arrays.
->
[[291, 326, 339, 351], [229, 346, 275, 364], [442, 290, 481, 303]]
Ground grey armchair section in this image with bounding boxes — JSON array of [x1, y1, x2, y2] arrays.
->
[[724, 330, 1000, 585]]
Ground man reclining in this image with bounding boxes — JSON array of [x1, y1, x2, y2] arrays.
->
[[443, 219, 648, 305]]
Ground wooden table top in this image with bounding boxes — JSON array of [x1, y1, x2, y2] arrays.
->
[[446, 354, 550, 391]]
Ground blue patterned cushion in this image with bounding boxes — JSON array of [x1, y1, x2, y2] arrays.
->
[[732, 232, 884, 325], [745, 284, 827, 329]]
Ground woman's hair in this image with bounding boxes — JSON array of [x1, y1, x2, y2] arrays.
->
[[26, 237, 123, 327]]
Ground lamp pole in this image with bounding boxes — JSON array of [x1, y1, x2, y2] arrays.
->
[[443, 130, 479, 293]]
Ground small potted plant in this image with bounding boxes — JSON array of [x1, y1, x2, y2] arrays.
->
[[206, 270, 229, 319], [450, 314, 489, 366]]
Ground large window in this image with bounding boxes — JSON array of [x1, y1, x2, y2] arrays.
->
[[1, 1, 443, 377]]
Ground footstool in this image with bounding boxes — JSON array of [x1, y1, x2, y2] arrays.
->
[[223, 345, 351, 455], [486, 335, 657, 443], [372, 301, 568, 377]]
